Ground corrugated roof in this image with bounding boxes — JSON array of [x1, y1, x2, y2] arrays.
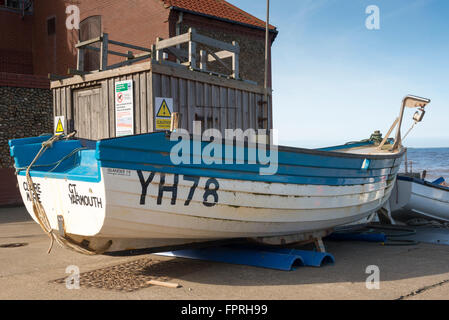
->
[[163, 0, 276, 31]]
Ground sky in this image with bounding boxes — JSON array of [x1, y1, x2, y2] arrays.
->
[[227, 0, 449, 148]]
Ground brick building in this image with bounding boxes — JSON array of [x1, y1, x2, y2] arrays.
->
[[0, 0, 53, 205], [1, 0, 277, 84], [0, 0, 278, 205]]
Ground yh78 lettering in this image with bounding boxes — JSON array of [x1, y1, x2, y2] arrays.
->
[[137, 170, 219, 207]]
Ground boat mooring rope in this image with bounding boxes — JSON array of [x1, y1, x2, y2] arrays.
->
[[338, 224, 419, 246], [402, 122, 417, 142], [25, 133, 111, 255], [16, 145, 86, 172], [406, 218, 449, 229], [367, 224, 419, 246]]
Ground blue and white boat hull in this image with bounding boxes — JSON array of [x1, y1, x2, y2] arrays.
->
[[10, 132, 404, 253]]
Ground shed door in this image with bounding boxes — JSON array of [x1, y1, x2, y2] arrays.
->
[[73, 87, 107, 140]]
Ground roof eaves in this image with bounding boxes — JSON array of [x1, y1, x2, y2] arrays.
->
[[170, 6, 278, 37], [221, 0, 273, 29]]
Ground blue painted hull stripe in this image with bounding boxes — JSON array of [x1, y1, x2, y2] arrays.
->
[[97, 148, 398, 176], [9, 132, 404, 186], [98, 160, 400, 185]]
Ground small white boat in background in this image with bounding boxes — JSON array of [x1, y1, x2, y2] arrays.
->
[[391, 175, 449, 222]]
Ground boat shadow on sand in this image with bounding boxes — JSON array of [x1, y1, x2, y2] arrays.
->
[[103, 237, 449, 288], [4, 206, 449, 287]]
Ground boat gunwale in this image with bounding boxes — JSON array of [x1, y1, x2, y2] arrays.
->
[[398, 175, 449, 192], [96, 131, 406, 161]]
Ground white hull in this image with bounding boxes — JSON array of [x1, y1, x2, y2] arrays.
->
[[391, 178, 449, 222], [18, 167, 395, 252]]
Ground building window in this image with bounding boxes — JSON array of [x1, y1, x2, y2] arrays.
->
[[79, 16, 102, 71], [5, 0, 19, 9], [2, 0, 33, 13], [47, 17, 56, 36]]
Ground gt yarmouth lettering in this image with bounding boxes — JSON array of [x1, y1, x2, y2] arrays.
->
[[68, 184, 103, 208]]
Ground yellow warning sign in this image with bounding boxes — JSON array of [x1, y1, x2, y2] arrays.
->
[[56, 119, 64, 133], [155, 98, 173, 131], [156, 100, 172, 118], [54, 116, 65, 135]]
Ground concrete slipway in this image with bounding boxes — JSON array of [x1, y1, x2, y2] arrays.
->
[[1, 206, 449, 300]]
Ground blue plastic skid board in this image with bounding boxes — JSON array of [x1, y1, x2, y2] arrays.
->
[[326, 232, 387, 243], [156, 245, 335, 271]]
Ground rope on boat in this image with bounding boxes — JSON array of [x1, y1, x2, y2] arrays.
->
[[339, 224, 419, 246], [16, 146, 87, 172], [25, 133, 111, 255], [401, 121, 417, 142], [369, 225, 419, 246], [406, 218, 449, 229]]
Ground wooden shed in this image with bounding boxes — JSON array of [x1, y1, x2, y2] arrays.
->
[[50, 29, 273, 141]]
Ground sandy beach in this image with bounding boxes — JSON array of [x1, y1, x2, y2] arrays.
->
[[1, 206, 449, 300]]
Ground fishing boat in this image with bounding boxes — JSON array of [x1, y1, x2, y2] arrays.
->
[[390, 174, 449, 222], [8, 95, 428, 255]]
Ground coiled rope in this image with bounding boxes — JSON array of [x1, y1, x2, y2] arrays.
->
[[25, 133, 111, 255]]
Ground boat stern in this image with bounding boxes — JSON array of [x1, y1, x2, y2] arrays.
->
[[9, 136, 107, 238]]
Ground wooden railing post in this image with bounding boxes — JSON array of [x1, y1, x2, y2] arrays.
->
[[77, 48, 84, 71], [232, 41, 239, 79], [188, 28, 196, 68], [100, 33, 109, 71], [151, 44, 156, 60], [200, 50, 207, 71], [156, 37, 163, 62], [126, 50, 133, 61]]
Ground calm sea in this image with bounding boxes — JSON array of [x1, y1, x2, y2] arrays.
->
[[400, 148, 449, 181]]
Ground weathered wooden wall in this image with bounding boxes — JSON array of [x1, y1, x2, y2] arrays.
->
[[52, 61, 272, 140]]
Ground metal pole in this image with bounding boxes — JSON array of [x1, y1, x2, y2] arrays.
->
[[264, 0, 270, 131], [405, 149, 408, 173], [264, 0, 270, 91]]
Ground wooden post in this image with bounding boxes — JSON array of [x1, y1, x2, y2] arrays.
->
[[188, 28, 196, 68], [156, 37, 163, 62], [232, 41, 239, 80], [200, 50, 207, 71], [378, 117, 399, 149], [77, 48, 85, 71], [170, 112, 180, 131], [100, 33, 109, 71], [314, 238, 326, 253], [126, 51, 133, 61], [147, 280, 181, 289], [151, 44, 156, 60]]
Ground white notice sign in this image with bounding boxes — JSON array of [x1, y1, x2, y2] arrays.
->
[[115, 80, 134, 137]]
